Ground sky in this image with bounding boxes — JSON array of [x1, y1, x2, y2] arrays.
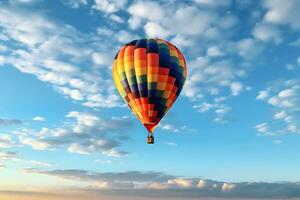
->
[[0, 0, 300, 199]]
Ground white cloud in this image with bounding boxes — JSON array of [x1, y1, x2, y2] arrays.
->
[[92, 0, 127, 13], [109, 14, 124, 23], [62, 0, 88, 8], [236, 38, 263, 60], [263, 0, 300, 30], [278, 89, 296, 98], [0, 7, 122, 108], [116, 30, 138, 43], [0, 135, 15, 148], [23, 168, 300, 198], [128, 1, 164, 21], [18, 111, 132, 157], [9, 0, 41, 4], [170, 6, 218, 36], [68, 140, 127, 157], [193, 102, 215, 113], [33, 116, 45, 121], [197, 179, 207, 189], [91, 52, 111, 66], [128, 16, 142, 30], [165, 142, 177, 147], [256, 90, 269, 100], [207, 46, 224, 57], [183, 55, 248, 122], [24, 160, 52, 167], [0, 8, 56, 46], [255, 80, 300, 135], [19, 137, 61, 150], [159, 123, 196, 133], [274, 111, 287, 119], [194, 0, 232, 7], [255, 123, 270, 134], [144, 22, 170, 38], [221, 183, 235, 192], [167, 178, 193, 188], [252, 23, 282, 44], [230, 82, 243, 96]]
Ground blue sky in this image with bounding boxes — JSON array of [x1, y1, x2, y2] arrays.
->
[[0, 0, 300, 199]]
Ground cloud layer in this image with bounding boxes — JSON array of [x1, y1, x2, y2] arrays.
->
[[22, 167, 300, 199]]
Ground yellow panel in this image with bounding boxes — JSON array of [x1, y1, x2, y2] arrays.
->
[[148, 75, 158, 82]]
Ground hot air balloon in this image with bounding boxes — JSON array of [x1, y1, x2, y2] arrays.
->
[[112, 38, 187, 144]]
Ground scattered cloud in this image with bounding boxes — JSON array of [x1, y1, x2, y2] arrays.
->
[[159, 123, 196, 133], [164, 142, 177, 147], [61, 0, 88, 8], [206, 46, 224, 57], [194, 0, 232, 8], [33, 116, 45, 122], [236, 38, 264, 60], [0, 134, 16, 148], [255, 79, 300, 135], [17, 111, 132, 157], [252, 23, 282, 44], [92, 0, 127, 13], [263, 0, 300, 30], [0, 6, 123, 108]]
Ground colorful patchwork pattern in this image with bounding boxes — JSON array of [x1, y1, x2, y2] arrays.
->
[[113, 39, 187, 133]]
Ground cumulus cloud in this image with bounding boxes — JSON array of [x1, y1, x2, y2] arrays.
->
[[92, 0, 127, 13], [255, 123, 270, 135], [255, 79, 300, 135], [206, 46, 224, 57], [144, 22, 171, 38], [263, 0, 300, 30], [33, 116, 45, 121], [183, 55, 248, 122], [236, 38, 263, 60], [128, 1, 164, 22], [18, 111, 132, 157], [256, 90, 269, 100], [0, 6, 123, 108], [19, 137, 65, 150], [252, 23, 282, 44], [230, 82, 244, 96]]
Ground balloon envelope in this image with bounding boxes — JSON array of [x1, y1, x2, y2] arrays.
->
[[113, 38, 187, 133]]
